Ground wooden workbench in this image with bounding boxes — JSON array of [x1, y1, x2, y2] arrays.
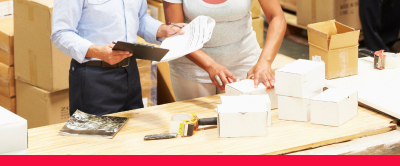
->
[[28, 95, 396, 155]]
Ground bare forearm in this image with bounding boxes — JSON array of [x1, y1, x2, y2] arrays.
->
[[185, 50, 217, 71], [259, 15, 286, 64]]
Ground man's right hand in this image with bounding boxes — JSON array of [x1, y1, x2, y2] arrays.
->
[[86, 44, 133, 65]]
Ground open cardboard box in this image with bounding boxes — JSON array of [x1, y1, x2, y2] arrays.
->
[[308, 20, 360, 80]]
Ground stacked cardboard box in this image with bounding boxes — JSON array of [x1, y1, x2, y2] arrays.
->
[[14, 0, 71, 128], [0, 17, 15, 113], [0, 0, 13, 18], [275, 59, 325, 122], [297, 0, 361, 30]]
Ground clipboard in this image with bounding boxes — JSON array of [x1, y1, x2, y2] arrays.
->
[[112, 41, 169, 61]]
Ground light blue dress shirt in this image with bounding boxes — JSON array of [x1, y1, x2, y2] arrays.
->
[[51, 0, 163, 63]]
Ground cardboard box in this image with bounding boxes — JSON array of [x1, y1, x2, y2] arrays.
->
[[14, 0, 71, 92], [308, 20, 360, 80], [297, 0, 361, 30], [275, 59, 325, 98], [278, 89, 322, 122], [225, 79, 277, 110], [0, 0, 13, 18], [253, 17, 264, 48], [137, 59, 152, 107], [16, 80, 70, 129], [0, 16, 13, 66], [0, 106, 27, 154], [310, 88, 358, 126], [0, 62, 15, 97], [279, 0, 297, 12], [221, 95, 272, 126], [0, 95, 15, 113], [147, 0, 165, 23], [218, 95, 269, 137], [251, 0, 262, 18]]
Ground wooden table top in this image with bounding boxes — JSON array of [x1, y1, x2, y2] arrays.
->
[[28, 95, 396, 155]]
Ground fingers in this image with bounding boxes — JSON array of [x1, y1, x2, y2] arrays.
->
[[225, 71, 240, 83], [254, 73, 260, 88], [170, 26, 185, 35], [177, 23, 188, 27], [211, 76, 224, 91]]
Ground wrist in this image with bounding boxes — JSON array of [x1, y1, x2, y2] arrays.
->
[[204, 60, 218, 72], [86, 45, 101, 59], [156, 24, 167, 38]]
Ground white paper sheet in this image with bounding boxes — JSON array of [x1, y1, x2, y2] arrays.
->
[[159, 16, 216, 62]]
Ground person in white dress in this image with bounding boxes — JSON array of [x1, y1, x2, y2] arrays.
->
[[163, 0, 286, 101]]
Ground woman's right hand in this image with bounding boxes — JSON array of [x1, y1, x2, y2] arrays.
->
[[205, 62, 239, 91]]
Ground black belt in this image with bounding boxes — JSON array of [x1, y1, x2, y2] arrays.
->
[[79, 57, 133, 68]]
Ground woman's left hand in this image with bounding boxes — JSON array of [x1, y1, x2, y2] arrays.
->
[[247, 61, 275, 90]]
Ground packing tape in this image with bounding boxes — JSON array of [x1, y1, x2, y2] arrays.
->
[[28, 2, 34, 21], [28, 50, 38, 84], [0, 42, 10, 55], [169, 113, 191, 134], [311, 0, 316, 23], [338, 48, 349, 77]]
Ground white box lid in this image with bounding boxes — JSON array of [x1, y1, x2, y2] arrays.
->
[[311, 88, 357, 103], [276, 59, 325, 75], [226, 79, 266, 94]]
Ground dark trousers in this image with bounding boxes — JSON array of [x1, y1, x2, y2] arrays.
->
[[359, 0, 400, 51], [69, 59, 144, 116]]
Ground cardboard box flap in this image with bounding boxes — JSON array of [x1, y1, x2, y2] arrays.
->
[[307, 20, 337, 50], [329, 30, 360, 50], [311, 88, 357, 103], [217, 104, 268, 113]]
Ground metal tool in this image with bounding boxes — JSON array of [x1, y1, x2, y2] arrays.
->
[[144, 133, 178, 141]]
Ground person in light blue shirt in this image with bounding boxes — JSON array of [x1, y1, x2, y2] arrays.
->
[[51, 0, 185, 116]]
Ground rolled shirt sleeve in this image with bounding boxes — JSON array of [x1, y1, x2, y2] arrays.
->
[[137, 0, 164, 44], [163, 0, 183, 3], [51, 0, 94, 63]]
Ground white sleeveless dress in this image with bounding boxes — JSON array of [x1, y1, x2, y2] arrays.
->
[[164, 0, 262, 83]]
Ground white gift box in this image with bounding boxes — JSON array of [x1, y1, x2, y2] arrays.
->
[[221, 95, 272, 126], [225, 79, 278, 109], [0, 106, 27, 155], [310, 88, 358, 126], [275, 59, 325, 98], [278, 89, 322, 122], [217, 104, 268, 138]]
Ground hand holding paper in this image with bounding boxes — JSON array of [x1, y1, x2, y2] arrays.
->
[[159, 16, 216, 62]]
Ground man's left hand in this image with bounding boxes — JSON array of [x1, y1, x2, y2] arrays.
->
[[156, 23, 187, 38]]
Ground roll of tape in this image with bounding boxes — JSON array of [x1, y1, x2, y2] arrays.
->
[[169, 114, 192, 134], [171, 114, 191, 121]]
